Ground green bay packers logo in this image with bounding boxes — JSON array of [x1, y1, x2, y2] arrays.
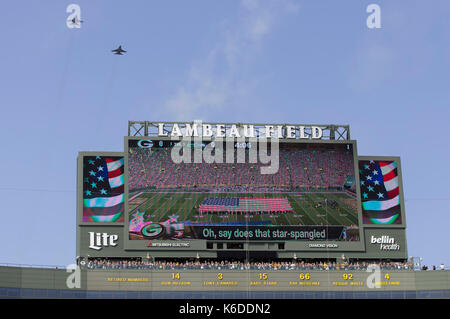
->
[[138, 139, 153, 148], [141, 223, 164, 239]]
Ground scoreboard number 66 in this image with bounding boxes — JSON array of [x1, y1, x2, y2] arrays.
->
[[299, 273, 311, 280]]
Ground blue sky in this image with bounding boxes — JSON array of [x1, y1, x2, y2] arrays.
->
[[0, 0, 449, 267]]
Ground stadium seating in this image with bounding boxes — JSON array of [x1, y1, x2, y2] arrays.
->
[[85, 259, 414, 271], [128, 148, 355, 192]]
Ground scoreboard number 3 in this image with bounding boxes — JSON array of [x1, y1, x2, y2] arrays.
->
[[217, 273, 223, 280]]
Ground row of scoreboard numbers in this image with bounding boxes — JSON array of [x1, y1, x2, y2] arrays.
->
[[169, 272, 400, 287], [103, 272, 401, 287]]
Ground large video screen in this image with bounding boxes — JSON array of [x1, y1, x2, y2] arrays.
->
[[358, 159, 403, 225], [127, 139, 360, 241], [82, 155, 125, 222]]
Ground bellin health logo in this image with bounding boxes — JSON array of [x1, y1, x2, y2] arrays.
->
[[370, 235, 400, 251]]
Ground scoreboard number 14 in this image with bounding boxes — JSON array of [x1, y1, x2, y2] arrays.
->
[[172, 273, 181, 280]]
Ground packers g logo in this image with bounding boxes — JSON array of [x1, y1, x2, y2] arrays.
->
[[138, 139, 153, 148], [141, 223, 164, 239]]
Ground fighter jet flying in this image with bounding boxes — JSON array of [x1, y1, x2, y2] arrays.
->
[[112, 45, 127, 55]]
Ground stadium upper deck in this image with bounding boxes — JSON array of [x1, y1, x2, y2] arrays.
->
[[128, 146, 355, 191]]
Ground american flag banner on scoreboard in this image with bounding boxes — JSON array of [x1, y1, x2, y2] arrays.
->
[[199, 198, 293, 213], [359, 160, 402, 225], [82, 156, 125, 222]]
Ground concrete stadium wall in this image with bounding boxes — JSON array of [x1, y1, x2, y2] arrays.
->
[[1, 266, 449, 297]]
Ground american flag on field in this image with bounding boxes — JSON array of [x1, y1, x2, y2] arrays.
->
[[359, 160, 402, 225], [199, 198, 293, 213], [83, 156, 124, 222]]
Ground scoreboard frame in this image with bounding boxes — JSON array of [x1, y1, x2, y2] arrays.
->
[[76, 122, 408, 261]]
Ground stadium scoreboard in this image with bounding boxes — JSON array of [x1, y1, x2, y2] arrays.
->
[[77, 122, 407, 261]]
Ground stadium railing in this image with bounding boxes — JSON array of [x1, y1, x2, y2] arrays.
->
[[0, 263, 67, 269], [1, 262, 448, 271]]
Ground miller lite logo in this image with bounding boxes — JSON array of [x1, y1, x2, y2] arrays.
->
[[89, 232, 118, 251]]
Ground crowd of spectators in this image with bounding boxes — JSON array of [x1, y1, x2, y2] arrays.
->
[[84, 259, 414, 271], [422, 264, 446, 271], [128, 147, 355, 192]]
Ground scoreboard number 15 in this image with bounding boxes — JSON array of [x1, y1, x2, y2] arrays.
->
[[259, 273, 268, 280]]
